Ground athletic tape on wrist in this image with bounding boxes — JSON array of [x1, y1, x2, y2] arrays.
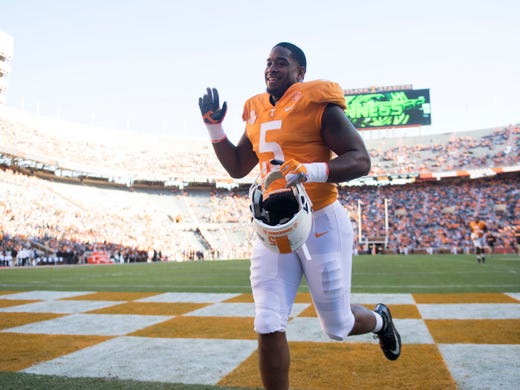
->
[[303, 162, 329, 183], [205, 123, 227, 143]]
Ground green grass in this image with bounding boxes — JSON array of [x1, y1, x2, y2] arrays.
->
[[1, 254, 519, 293], [1, 260, 252, 293], [1, 253, 519, 389], [351, 253, 520, 293], [0, 372, 252, 390]]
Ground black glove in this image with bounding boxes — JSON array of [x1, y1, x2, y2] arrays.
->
[[198, 87, 228, 124]]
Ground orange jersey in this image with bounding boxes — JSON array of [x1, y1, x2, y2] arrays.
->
[[242, 80, 346, 210], [469, 220, 486, 237]]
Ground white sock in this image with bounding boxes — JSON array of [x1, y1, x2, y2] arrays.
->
[[373, 311, 384, 333]]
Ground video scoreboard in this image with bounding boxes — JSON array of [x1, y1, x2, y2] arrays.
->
[[344, 85, 431, 130]]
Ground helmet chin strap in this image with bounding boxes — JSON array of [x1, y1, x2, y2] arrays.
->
[[263, 170, 284, 190]]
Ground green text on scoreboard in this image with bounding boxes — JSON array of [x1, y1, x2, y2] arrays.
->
[[345, 89, 431, 129]]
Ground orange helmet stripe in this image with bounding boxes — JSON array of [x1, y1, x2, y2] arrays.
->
[[276, 236, 292, 253]]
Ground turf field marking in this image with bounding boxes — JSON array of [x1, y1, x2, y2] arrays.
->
[[1, 291, 519, 389], [439, 344, 520, 390], [23, 337, 258, 386], [3, 313, 172, 336]]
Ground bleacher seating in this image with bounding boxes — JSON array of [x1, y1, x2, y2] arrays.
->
[[1, 105, 519, 262]]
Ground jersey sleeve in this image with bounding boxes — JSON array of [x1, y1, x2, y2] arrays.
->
[[242, 100, 250, 123], [242, 93, 264, 124], [306, 80, 346, 110]]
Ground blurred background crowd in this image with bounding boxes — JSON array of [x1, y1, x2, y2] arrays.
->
[[1, 107, 519, 264]]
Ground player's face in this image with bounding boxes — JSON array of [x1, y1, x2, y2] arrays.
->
[[265, 46, 303, 101]]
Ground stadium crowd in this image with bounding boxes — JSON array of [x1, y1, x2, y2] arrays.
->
[[1, 166, 518, 265], [367, 125, 519, 175], [0, 107, 519, 264], [339, 176, 519, 254], [1, 107, 518, 180]]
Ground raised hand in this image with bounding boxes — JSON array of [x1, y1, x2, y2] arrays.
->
[[198, 87, 228, 124]]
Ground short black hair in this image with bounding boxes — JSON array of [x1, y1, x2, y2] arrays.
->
[[273, 42, 307, 72]]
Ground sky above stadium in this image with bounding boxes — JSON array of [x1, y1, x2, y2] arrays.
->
[[1, 0, 519, 141]]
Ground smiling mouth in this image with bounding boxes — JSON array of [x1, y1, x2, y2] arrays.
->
[[266, 76, 280, 88]]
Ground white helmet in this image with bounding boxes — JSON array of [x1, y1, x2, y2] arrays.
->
[[249, 170, 313, 254]]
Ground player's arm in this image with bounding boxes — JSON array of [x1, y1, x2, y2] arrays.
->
[[212, 133, 258, 178], [198, 87, 258, 178], [321, 103, 371, 183], [279, 103, 371, 186]]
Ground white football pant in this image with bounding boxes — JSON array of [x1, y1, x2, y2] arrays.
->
[[250, 200, 355, 340]]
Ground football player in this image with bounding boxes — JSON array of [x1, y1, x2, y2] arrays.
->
[[198, 42, 401, 390], [469, 217, 488, 263]]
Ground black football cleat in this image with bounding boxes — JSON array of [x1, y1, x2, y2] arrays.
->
[[375, 303, 401, 361]]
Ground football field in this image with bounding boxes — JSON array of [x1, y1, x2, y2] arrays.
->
[[1, 254, 519, 389]]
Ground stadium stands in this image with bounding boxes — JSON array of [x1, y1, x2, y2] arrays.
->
[[367, 126, 519, 175], [0, 30, 14, 105], [1, 105, 519, 263]]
